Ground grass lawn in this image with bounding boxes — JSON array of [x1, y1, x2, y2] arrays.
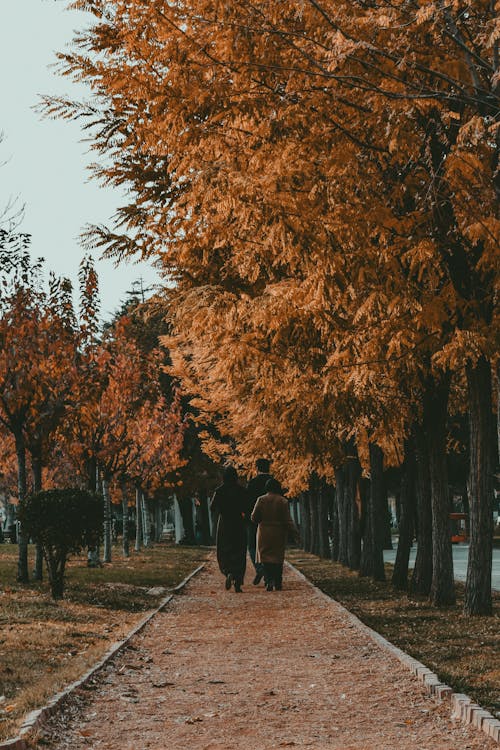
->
[[288, 549, 500, 718], [0, 542, 209, 741]]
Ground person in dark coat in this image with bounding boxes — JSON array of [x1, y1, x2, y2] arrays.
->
[[251, 478, 297, 591], [245, 458, 272, 585], [210, 466, 248, 592]]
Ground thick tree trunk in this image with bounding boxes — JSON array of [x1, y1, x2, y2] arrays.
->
[[335, 467, 348, 566], [135, 486, 142, 552], [102, 476, 112, 563], [464, 356, 494, 615], [32, 451, 44, 581], [392, 440, 416, 590], [411, 424, 433, 595], [425, 375, 455, 607], [46, 551, 66, 600], [360, 444, 386, 581], [121, 481, 130, 558], [15, 430, 29, 583]]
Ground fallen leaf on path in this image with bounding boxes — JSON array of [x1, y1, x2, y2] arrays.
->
[[152, 676, 175, 688]]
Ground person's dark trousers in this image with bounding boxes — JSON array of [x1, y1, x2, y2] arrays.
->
[[247, 523, 264, 576], [263, 562, 283, 590]]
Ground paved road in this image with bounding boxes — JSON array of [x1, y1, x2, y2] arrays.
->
[[41, 557, 494, 750], [384, 543, 500, 591]]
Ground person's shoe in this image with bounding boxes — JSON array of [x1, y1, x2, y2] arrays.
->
[[275, 584, 283, 591], [253, 573, 263, 585], [225, 574, 232, 590], [234, 583, 243, 593], [266, 583, 274, 591]]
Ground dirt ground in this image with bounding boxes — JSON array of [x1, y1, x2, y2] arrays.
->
[[39, 555, 496, 750]]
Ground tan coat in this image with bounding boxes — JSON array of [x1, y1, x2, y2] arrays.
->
[[251, 492, 297, 564]]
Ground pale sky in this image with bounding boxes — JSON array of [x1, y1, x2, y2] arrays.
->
[[0, 0, 160, 318]]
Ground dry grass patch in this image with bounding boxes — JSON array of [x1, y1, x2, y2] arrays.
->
[[288, 549, 500, 717], [0, 543, 208, 741]]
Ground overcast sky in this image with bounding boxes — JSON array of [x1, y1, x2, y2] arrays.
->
[[0, 0, 160, 318]]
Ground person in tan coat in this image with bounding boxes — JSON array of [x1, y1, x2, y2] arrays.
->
[[251, 478, 297, 591]]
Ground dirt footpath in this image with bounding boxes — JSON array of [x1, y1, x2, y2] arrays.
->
[[41, 556, 495, 750]]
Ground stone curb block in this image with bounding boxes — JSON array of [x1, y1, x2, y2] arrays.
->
[[487, 721, 500, 741], [287, 562, 499, 746], [0, 563, 205, 750]]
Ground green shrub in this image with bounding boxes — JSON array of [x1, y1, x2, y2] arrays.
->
[[18, 488, 103, 599]]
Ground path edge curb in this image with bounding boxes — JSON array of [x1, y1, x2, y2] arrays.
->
[[287, 561, 500, 745], [0, 562, 206, 750]]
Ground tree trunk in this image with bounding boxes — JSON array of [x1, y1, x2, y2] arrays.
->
[[426, 375, 455, 606], [318, 482, 330, 559], [299, 492, 311, 552], [86, 457, 101, 566], [121, 481, 130, 558], [309, 486, 319, 555], [135, 485, 142, 551], [360, 444, 386, 581], [46, 551, 66, 600], [142, 491, 150, 547], [335, 466, 348, 566], [346, 453, 362, 572], [464, 356, 494, 615], [155, 501, 162, 543], [382, 493, 393, 550], [15, 430, 29, 583], [199, 492, 212, 544], [102, 475, 112, 563], [497, 357, 500, 465], [392, 439, 416, 590], [178, 495, 195, 543], [31, 451, 44, 580], [411, 424, 433, 595], [330, 484, 340, 562]]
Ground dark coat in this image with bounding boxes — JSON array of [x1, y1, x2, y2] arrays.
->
[[210, 482, 247, 583], [251, 492, 297, 564]]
